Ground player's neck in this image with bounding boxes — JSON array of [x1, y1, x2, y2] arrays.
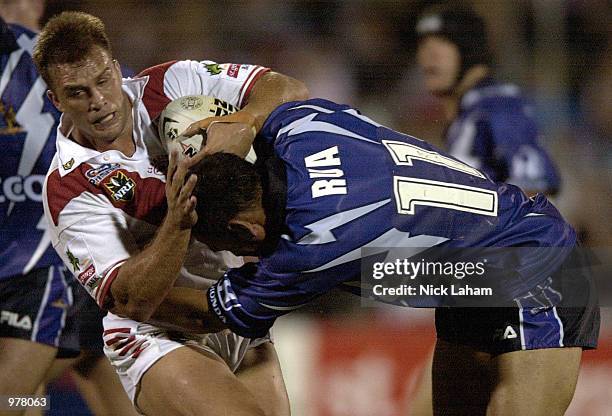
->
[[443, 66, 490, 121]]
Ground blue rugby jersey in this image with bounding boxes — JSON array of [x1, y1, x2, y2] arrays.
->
[[446, 78, 560, 193], [207, 99, 575, 337], [0, 20, 63, 279]]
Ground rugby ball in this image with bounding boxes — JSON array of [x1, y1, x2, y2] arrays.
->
[[158, 95, 256, 162]]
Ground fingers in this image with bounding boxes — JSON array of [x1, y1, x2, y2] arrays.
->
[[167, 152, 193, 201], [182, 117, 215, 138], [182, 110, 257, 138], [167, 149, 178, 185], [178, 174, 198, 204]]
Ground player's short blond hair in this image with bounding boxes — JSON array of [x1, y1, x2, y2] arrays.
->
[[33, 11, 112, 90]]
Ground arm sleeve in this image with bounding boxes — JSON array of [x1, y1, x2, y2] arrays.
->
[[206, 263, 320, 338], [139, 60, 270, 120], [45, 186, 138, 308], [488, 107, 560, 193]]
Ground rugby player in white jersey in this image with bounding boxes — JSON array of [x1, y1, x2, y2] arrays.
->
[[35, 11, 308, 416]]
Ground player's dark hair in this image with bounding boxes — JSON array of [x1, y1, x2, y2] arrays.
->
[[33, 12, 112, 89], [191, 153, 262, 241], [416, 4, 492, 73]]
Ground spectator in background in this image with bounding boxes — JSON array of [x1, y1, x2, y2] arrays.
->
[[406, 4, 564, 415], [0, 1, 136, 415]]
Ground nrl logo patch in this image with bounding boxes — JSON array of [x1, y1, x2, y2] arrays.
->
[[104, 171, 136, 202], [204, 63, 223, 76]]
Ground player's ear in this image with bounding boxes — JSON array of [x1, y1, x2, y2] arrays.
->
[[228, 220, 266, 242], [112, 59, 122, 77], [47, 89, 63, 112]]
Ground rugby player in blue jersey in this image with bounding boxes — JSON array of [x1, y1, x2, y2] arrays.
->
[[187, 98, 598, 416], [412, 6, 563, 414]]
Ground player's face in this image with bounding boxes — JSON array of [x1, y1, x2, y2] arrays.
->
[[417, 36, 461, 96], [48, 45, 130, 145]]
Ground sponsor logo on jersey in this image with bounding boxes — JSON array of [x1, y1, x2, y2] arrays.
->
[[78, 263, 102, 292], [0, 174, 45, 203], [204, 63, 223, 76], [0, 311, 32, 330], [104, 171, 135, 202], [85, 163, 120, 186], [62, 158, 75, 170], [66, 248, 80, 272], [208, 285, 227, 323], [227, 64, 241, 78]]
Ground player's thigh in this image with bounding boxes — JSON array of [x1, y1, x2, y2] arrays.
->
[[487, 347, 581, 416], [0, 338, 56, 395], [431, 338, 492, 416], [0, 266, 73, 396], [137, 345, 266, 416], [236, 341, 290, 416]]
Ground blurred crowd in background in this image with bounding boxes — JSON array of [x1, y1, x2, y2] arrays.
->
[[43, 0, 611, 247]]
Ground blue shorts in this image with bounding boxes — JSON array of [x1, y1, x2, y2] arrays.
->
[[0, 265, 79, 358], [435, 248, 600, 355]]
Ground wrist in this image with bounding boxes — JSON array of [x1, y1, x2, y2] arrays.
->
[[240, 107, 265, 133], [160, 214, 193, 236]]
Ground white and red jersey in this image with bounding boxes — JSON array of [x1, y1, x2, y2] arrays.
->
[[42, 60, 269, 308]]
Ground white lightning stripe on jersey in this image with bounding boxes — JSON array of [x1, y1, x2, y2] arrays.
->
[[9, 77, 56, 217], [22, 214, 53, 274], [286, 119, 380, 145], [449, 116, 481, 169], [289, 104, 335, 114], [0, 37, 26, 96], [298, 199, 391, 245], [16, 33, 36, 54], [304, 229, 449, 273], [258, 302, 309, 311], [342, 108, 383, 127], [278, 113, 318, 136]]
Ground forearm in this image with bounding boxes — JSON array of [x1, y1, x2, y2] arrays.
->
[[108, 219, 191, 321], [242, 71, 309, 132], [147, 286, 226, 333]]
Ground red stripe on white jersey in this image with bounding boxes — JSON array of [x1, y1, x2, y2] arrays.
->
[[139, 60, 178, 121], [238, 67, 270, 108], [97, 263, 123, 308], [48, 164, 167, 228], [46, 165, 103, 226], [103, 327, 131, 336]]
